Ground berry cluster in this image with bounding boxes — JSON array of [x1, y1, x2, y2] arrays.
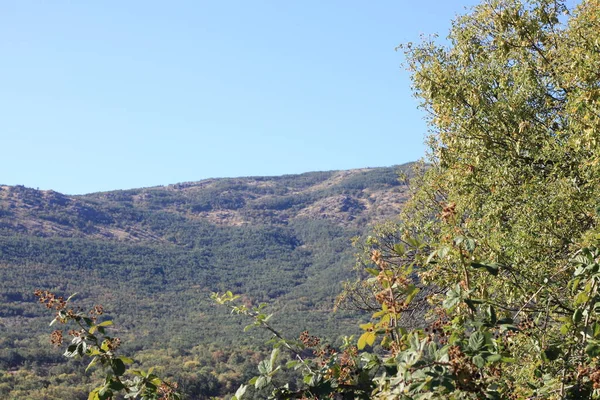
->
[[448, 345, 481, 393], [34, 290, 67, 311], [299, 330, 320, 348]]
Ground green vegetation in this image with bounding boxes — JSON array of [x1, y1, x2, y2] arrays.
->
[[35, 290, 180, 400], [0, 167, 410, 399]]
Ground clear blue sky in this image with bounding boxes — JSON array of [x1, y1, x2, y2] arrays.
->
[[1, 0, 484, 194]]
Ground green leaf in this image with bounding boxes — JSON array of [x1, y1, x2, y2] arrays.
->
[[255, 375, 268, 390], [487, 305, 497, 325], [111, 358, 126, 376], [574, 291, 590, 306], [107, 379, 125, 391], [464, 238, 476, 252], [470, 262, 499, 276], [303, 373, 320, 386], [473, 354, 485, 368], [443, 285, 461, 310], [586, 343, 600, 357], [98, 386, 113, 400], [543, 346, 561, 361], [357, 332, 368, 350], [394, 243, 406, 256], [372, 306, 388, 318], [359, 323, 374, 331], [469, 331, 485, 351], [119, 356, 134, 364], [573, 308, 583, 324], [233, 384, 247, 400], [88, 389, 100, 400], [464, 298, 479, 313], [258, 359, 269, 375], [437, 246, 450, 260], [268, 348, 279, 373], [405, 285, 420, 305], [358, 331, 376, 350], [86, 357, 99, 372], [592, 322, 600, 338], [426, 250, 438, 265], [150, 377, 162, 386], [366, 331, 376, 346]]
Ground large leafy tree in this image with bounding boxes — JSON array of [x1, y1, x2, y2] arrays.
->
[[370, 0, 600, 396], [404, 0, 600, 289], [382, 0, 600, 396]]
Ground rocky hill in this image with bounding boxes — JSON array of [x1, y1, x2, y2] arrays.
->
[[0, 166, 409, 240]]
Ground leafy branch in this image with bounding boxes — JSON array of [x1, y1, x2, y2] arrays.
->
[[35, 290, 181, 400]]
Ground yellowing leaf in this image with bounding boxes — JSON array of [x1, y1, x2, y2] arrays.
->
[[358, 331, 376, 350], [359, 323, 374, 331]]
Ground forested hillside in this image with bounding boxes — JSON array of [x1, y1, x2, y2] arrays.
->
[[0, 165, 412, 399]]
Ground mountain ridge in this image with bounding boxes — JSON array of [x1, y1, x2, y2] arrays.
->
[[0, 164, 413, 241]]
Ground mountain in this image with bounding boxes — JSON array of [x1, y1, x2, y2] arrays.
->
[[0, 164, 413, 399], [0, 166, 409, 237]]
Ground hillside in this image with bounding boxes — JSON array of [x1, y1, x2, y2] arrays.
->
[[0, 167, 409, 237], [0, 164, 412, 399]]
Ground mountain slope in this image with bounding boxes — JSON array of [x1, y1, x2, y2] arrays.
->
[[0, 166, 409, 238], [0, 164, 412, 399]]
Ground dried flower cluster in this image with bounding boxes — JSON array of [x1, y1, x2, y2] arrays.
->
[[299, 330, 320, 348], [34, 290, 67, 311]]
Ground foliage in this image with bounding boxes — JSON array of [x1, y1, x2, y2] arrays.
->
[[212, 291, 373, 399], [34, 290, 180, 400]]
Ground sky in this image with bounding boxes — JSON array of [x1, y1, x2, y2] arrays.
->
[[1, 0, 485, 194]]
